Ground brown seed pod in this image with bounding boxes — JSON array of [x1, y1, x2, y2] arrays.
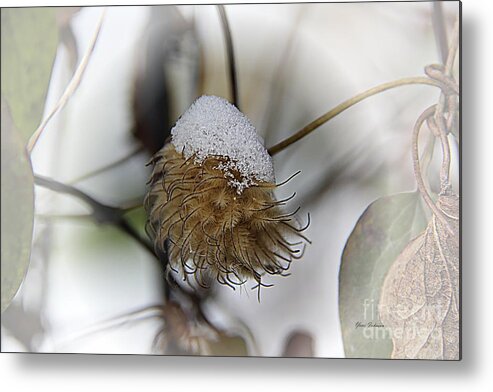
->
[[145, 96, 309, 294]]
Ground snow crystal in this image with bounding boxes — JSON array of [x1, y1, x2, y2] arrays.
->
[[171, 95, 275, 192]]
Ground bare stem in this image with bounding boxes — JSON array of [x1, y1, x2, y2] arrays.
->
[[411, 106, 454, 235], [267, 76, 444, 156], [434, 16, 460, 191], [27, 8, 106, 154], [216, 5, 239, 109], [33, 175, 211, 327], [444, 17, 460, 75], [68, 145, 144, 185], [33, 173, 154, 255]]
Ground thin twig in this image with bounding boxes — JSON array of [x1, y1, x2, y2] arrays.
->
[[411, 106, 454, 235], [69, 145, 144, 184], [443, 17, 460, 75], [34, 175, 212, 330], [433, 16, 460, 191], [27, 8, 107, 154], [428, 114, 452, 191], [52, 305, 164, 348], [34, 174, 114, 216], [419, 128, 436, 191], [267, 76, 445, 156], [33, 173, 154, 254], [216, 5, 239, 109]]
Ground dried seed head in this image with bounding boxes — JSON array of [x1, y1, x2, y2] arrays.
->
[[145, 96, 309, 293], [171, 95, 275, 193]]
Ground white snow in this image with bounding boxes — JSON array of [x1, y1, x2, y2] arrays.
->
[[171, 95, 275, 192]]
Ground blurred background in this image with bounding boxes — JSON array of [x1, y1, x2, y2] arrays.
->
[[1, 2, 459, 357]]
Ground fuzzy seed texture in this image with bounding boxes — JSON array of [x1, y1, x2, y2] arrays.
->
[[145, 96, 309, 291]]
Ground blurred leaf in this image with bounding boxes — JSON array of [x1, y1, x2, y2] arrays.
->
[[380, 193, 459, 360], [339, 192, 427, 358], [1, 98, 35, 313], [1, 8, 58, 141]]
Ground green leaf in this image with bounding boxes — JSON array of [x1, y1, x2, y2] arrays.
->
[[1, 8, 58, 141], [338, 192, 427, 358], [1, 99, 35, 313], [124, 206, 147, 238]]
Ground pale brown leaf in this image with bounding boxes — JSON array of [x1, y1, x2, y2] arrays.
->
[[379, 193, 459, 360]]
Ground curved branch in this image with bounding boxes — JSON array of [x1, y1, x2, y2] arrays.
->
[[411, 106, 454, 235], [267, 76, 445, 156], [34, 174, 154, 255], [34, 175, 211, 322], [434, 16, 460, 191], [69, 145, 144, 185]]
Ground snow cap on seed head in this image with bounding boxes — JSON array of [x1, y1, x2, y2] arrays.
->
[[171, 95, 275, 192]]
